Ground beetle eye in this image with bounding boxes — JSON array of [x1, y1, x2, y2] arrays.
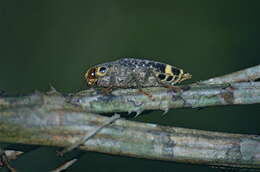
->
[[96, 66, 107, 76], [99, 67, 107, 73]]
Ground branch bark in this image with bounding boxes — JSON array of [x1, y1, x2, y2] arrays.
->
[[201, 64, 260, 84], [0, 65, 259, 170], [71, 82, 260, 114]]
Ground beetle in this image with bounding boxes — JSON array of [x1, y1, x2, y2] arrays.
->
[[85, 58, 192, 89], [60, 58, 192, 155]]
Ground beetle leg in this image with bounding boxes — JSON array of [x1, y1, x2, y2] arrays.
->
[[158, 81, 182, 92], [101, 86, 113, 95], [137, 88, 154, 100], [126, 73, 154, 99], [100, 70, 117, 95]]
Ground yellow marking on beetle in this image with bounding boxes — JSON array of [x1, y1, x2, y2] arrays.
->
[[165, 65, 173, 75], [174, 69, 184, 84], [179, 69, 184, 77]]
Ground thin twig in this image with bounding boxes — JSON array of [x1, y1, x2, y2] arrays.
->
[[0, 149, 18, 172], [3, 150, 23, 161], [51, 159, 78, 172], [58, 114, 120, 155]]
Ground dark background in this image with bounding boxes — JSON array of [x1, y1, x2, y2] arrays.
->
[[0, 0, 259, 171]]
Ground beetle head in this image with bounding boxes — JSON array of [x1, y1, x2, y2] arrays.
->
[[85, 66, 108, 87]]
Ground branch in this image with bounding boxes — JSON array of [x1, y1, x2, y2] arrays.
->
[[201, 64, 260, 84], [0, 65, 259, 170], [71, 82, 260, 114], [0, 109, 259, 169]]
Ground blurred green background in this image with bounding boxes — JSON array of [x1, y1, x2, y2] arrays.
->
[[0, 0, 259, 171]]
